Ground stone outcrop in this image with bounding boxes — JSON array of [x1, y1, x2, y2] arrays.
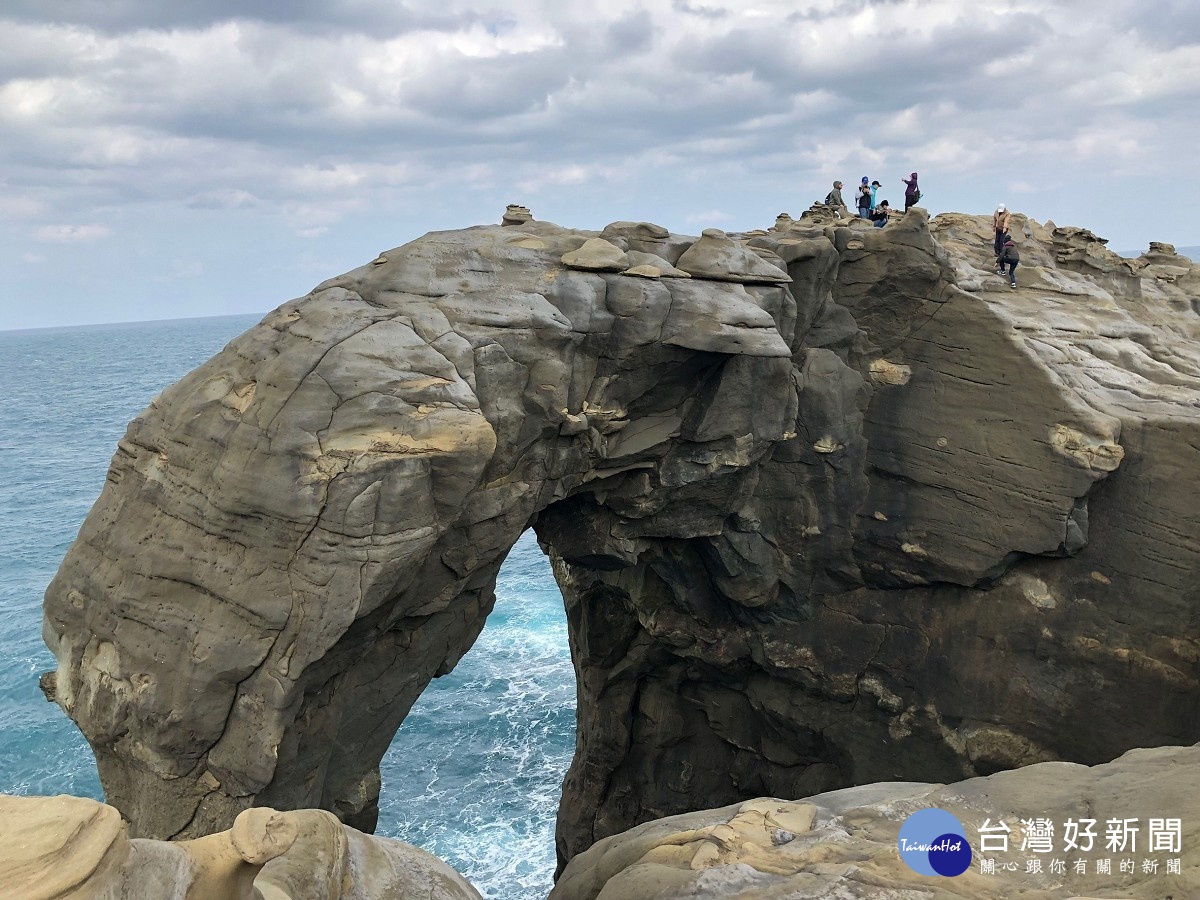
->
[[42, 206, 1200, 879], [551, 742, 1200, 899], [0, 794, 480, 899]]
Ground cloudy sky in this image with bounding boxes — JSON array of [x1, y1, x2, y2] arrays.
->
[[3, 0, 1198, 330]]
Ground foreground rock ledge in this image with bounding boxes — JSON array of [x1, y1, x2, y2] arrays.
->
[[552, 742, 1200, 899], [0, 794, 480, 899], [41, 212, 1200, 869]]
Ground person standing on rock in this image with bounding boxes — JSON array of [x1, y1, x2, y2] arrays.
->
[[902, 172, 920, 211], [856, 177, 872, 219], [998, 237, 1020, 288], [993, 204, 1011, 259], [825, 181, 847, 216], [870, 180, 882, 209]]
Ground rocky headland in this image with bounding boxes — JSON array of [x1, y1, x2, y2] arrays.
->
[[35, 203, 1200, 896]]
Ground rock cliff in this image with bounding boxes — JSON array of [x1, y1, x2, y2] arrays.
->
[[42, 208, 1200, 876]]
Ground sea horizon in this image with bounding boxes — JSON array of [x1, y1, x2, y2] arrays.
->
[[0, 310, 269, 336], [4, 242, 1197, 336]]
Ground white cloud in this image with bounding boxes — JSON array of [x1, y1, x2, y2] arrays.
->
[[153, 260, 205, 282], [34, 223, 112, 242], [0, 0, 1198, 327], [685, 209, 733, 224]]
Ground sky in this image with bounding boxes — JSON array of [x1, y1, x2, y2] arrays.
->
[[2, 0, 1198, 330]]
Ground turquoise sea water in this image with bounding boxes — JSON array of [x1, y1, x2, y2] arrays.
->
[[0, 314, 574, 899]]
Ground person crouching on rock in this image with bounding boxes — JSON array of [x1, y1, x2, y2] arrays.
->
[[998, 238, 1020, 288], [871, 200, 891, 228], [825, 181, 847, 216], [856, 177, 872, 218], [993, 204, 1011, 258]]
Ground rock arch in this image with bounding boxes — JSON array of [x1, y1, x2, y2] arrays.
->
[[43, 213, 1200, 870]]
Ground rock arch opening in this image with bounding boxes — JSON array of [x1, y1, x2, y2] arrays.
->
[[379, 531, 571, 894]]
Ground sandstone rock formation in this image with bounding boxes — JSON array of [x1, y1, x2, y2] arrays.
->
[[42, 206, 1200, 880], [551, 742, 1200, 899], [0, 794, 480, 899]]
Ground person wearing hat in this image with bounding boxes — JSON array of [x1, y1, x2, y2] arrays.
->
[[856, 176, 872, 219], [902, 172, 920, 211], [993, 204, 1012, 260], [870, 179, 882, 210], [871, 199, 891, 228], [825, 181, 847, 216], [998, 237, 1020, 288]]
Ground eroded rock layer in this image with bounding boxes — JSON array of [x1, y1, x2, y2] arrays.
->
[[551, 742, 1200, 899], [0, 794, 480, 899], [43, 211, 1200, 872]]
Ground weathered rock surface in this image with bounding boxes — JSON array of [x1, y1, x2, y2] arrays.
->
[[552, 742, 1200, 899], [42, 207, 1200, 880], [0, 794, 480, 899]]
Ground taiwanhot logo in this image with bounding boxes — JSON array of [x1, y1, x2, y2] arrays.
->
[[897, 808, 972, 877]]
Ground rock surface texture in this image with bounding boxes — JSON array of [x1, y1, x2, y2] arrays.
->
[[43, 210, 1200, 875], [551, 742, 1200, 899], [0, 794, 480, 899]]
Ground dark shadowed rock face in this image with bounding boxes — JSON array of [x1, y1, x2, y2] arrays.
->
[[43, 211, 1200, 872]]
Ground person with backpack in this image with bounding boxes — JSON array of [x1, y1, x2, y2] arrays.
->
[[998, 238, 1020, 288], [856, 176, 872, 218], [993, 204, 1011, 259], [902, 172, 920, 211], [825, 181, 847, 216]]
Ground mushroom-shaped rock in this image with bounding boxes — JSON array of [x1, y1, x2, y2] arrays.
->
[[601, 220, 693, 263], [561, 237, 629, 271], [601, 221, 669, 242], [501, 204, 532, 225], [675, 228, 792, 283]]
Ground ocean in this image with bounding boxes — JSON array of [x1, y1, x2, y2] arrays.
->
[[0, 314, 574, 899]]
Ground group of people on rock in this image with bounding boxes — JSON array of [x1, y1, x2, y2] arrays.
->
[[824, 173, 921, 227], [822, 175, 1022, 289]]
